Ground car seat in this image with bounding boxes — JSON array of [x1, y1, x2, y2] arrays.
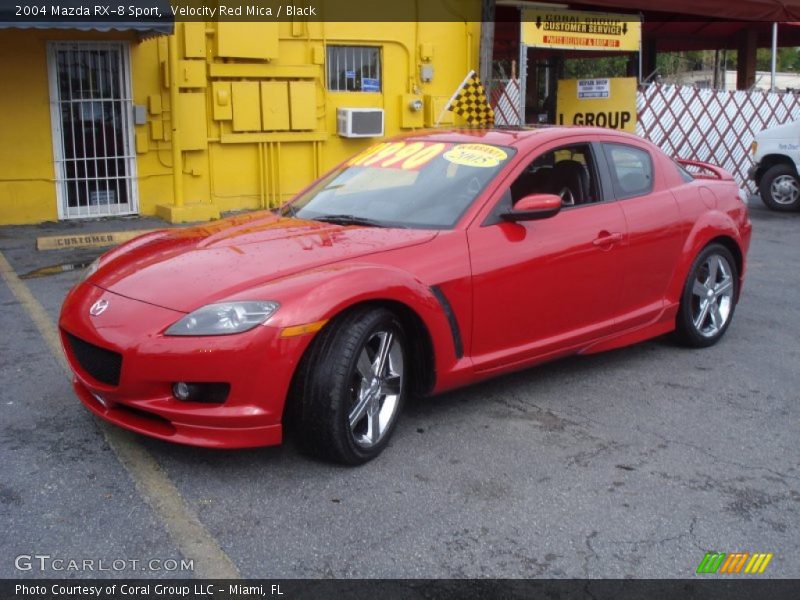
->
[[549, 160, 590, 205]]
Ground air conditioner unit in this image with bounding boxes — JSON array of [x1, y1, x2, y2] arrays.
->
[[337, 108, 384, 138]]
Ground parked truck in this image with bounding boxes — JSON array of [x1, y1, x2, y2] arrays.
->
[[749, 120, 800, 211]]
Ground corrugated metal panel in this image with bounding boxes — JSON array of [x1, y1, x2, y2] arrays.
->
[[0, 1, 173, 37]]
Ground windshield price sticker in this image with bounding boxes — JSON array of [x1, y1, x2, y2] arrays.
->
[[443, 144, 508, 168], [348, 141, 447, 170]]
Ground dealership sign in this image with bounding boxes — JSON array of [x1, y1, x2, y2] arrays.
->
[[522, 8, 641, 52], [556, 77, 637, 133]]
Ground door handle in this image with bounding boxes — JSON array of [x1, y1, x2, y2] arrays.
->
[[592, 232, 624, 246]]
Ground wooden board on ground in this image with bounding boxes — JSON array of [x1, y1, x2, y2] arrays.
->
[[36, 229, 159, 251]]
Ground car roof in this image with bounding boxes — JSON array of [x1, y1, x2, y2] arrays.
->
[[400, 126, 641, 149]]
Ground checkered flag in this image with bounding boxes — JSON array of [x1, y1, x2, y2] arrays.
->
[[444, 70, 495, 126]]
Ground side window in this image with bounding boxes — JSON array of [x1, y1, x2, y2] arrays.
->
[[603, 143, 654, 199], [509, 144, 600, 207], [326, 46, 381, 92]]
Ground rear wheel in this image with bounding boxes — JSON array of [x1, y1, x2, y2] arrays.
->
[[293, 307, 407, 465], [676, 244, 738, 348], [759, 164, 800, 211]]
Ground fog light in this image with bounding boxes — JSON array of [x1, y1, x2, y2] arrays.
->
[[173, 382, 190, 400], [171, 381, 230, 404]]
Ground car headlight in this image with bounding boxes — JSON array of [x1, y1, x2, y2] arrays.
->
[[165, 301, 280, 336], [82, 257, 101, 281]]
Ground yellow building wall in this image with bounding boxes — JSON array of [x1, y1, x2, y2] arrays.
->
[[0, 17, 481, 225]]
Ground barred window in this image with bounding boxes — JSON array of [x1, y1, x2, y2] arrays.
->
[[326, 46, 381, 92]]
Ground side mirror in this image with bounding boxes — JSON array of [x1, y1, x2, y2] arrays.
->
[[501, 193, 562, 222]]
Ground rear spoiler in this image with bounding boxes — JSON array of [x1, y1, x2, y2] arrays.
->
[[675, 158, 734, 181]]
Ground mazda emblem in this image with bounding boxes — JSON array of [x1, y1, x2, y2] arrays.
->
[[89, 299, 109, 316]]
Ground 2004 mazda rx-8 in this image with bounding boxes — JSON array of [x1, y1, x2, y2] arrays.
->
[[60, 128, 751, 464]]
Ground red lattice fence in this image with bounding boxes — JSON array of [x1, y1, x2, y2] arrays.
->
[[488, 78, 522, 126], [637, 83, 800, 192]]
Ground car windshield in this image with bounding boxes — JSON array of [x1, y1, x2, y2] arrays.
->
[[282, 141, 515, 229]]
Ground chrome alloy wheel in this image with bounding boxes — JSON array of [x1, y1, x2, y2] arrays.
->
[[691, 254, 735, 338], [770, 174, 800, 205], [348, 330, 404, 449]]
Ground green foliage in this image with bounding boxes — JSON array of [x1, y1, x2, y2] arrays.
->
[[757, 47, 800, 71], [563, 55, 630, 79]]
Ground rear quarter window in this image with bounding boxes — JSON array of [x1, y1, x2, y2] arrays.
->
[[603, 143, 654, 199]]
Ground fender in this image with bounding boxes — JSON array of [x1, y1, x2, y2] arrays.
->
[[229, 262, 470, 393], [665, 209, 747, 307]]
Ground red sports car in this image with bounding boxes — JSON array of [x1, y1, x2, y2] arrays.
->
[[60, 128, 752, 464]]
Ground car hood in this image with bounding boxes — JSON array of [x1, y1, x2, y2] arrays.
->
[[93, 213, 438, 312]]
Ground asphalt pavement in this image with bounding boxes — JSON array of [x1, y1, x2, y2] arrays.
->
[[1, 200, 798, 579]]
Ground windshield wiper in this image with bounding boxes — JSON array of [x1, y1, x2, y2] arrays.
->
[[313, 214, 386, 228]]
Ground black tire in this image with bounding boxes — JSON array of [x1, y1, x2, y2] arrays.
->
[[292, 307, 407, 465], [759, 164, 800, 211], [676, 243, 739, 348]]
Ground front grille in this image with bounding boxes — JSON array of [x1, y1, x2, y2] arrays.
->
[[64, 331, 122, 386]]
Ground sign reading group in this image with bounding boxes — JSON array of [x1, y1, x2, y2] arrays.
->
[[556, 77, 637, 133], [521, 8, 641, 52]]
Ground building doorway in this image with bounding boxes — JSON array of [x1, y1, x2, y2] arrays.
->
[[47, 41, 138, 219]]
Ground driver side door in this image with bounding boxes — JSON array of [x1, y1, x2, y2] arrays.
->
[[467, 141, 628, 373]]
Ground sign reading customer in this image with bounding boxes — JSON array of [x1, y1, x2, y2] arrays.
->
[[522, 8, 641, 52], [556, 78, 637, 133]]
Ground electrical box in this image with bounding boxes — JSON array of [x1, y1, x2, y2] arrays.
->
[[337, 108, 384, 138], [133, 105, 147, 125], [212, 82, 232, 121], [261, 82, 290, 131], [420, 43, 434, 62], [400, 94, 424, 129], [150, 120, 164, 141], [216, 23, 278, 60], [424, 95, 453, 127], [420, 64, 434, 83], [231, 82, 261, 132], [183, 22, 206, 58], [289, 81, 316, 131], [177, 93, 208, 150], [135, 129, 148, 154], [177, 60, 206, 89], [148, 94, 162, 115]]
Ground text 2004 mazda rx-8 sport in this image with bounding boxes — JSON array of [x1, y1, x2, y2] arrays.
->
[[60, 128, 752, 464]]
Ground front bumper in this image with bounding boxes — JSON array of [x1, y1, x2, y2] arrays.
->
[[59, 283, 311, 449]]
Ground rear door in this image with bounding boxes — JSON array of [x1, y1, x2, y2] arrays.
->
[[600, 141, 685, 328]]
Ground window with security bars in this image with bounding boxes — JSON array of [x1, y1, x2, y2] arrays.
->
[[47, 42, 138, 219], [326, 46, 381, 92]]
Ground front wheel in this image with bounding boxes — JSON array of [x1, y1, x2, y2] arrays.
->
[[759, 164, 800, 211], [676, 244, 739, 348], [294, 307, 407, 465]]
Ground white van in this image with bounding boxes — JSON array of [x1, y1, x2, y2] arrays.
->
[[749, 121, 800, 211]]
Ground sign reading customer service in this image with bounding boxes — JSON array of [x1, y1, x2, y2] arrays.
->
[[522, 8, 641, 52]]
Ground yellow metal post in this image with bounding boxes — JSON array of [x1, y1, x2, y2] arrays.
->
[[168, 33, 184, 208], [155, 30, 219, 223]]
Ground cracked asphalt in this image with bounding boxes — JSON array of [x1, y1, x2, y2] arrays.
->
[[1, 199, 798, 579]]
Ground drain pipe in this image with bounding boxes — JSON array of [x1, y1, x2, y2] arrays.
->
[[168, 33, 184, 208]]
